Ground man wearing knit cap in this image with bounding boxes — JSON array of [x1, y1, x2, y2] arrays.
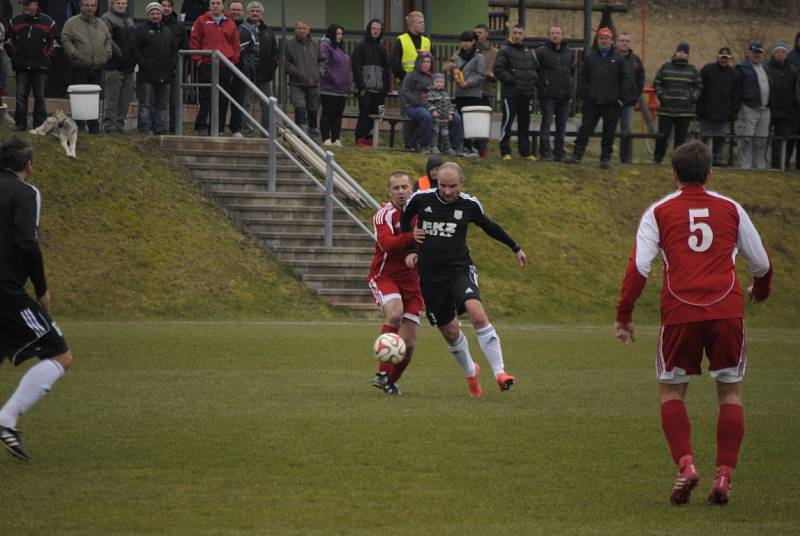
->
[[565, 26, 632, 169], [766, 42, 798, 169], [131, 1, 176, 134], [698, 47, 739, 166], [652, 42, 702, 164], [733, 42, 772, 169]]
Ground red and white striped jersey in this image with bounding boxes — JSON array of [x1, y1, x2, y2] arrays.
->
[[367, 202, 417, 283], [617, 183, 772, 325]]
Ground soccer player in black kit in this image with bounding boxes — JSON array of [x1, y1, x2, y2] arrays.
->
[[0, 137, 74, 461], [401, 162, 527, 397]]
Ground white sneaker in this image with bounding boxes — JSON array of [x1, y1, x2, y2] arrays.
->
[[333, 139, 343, 147], [232, 132, 243, 138], [323, 139, 333, 146]]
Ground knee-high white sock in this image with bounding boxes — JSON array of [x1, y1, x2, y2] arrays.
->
[[0, 359, 65, 429], [447, 331, 477, 377], [476, 324, 505, 376]]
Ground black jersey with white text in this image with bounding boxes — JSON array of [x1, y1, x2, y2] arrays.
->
[[400, 189, 519, 279], [0, 170, 46, 300]]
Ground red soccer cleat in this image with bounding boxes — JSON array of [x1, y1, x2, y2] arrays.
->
[[708, 465, 733, 505], [466, 363, 483, 398], [496, 372, 515, 392], [670, 455, 700, 505], [355, 138, 372, 149]]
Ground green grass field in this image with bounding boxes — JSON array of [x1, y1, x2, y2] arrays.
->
[[2, 321, 798, 534]]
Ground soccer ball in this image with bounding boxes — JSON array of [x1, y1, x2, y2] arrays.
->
[[373, 333, 406, 365]]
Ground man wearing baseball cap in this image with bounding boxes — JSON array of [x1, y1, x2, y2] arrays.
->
[[566, 27, 633, 169], [766, 42, 798, 169], [733, 42, 773, 169], [697, 47, 739, 166]]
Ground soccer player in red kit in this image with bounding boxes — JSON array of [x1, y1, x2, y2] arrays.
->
[[615, 140, 772, 506], [367, 172, 423, 395]]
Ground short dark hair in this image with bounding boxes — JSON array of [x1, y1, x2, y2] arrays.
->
[[671, 140, 711, 184], [1, 137, 34, 172], [511, 24, 524, 30], [475, 23, 489, 31]]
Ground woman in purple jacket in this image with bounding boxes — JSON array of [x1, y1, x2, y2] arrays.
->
[[319, 24, 352, 146]]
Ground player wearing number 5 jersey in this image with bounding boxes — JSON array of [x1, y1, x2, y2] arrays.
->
[[401, 162, 527, 398], [615, 140, 773, 506]]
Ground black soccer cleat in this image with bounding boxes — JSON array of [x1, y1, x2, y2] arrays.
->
[[372, 372, 389, 389], [383, 382, 401, 396], [0, 426, 30, 461]]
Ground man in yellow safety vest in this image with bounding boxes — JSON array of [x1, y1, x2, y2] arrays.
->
[[390, 10, 431, 83]]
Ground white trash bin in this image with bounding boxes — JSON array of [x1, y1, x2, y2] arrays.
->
[[67, 84, 102, 120], [461, 105, 492, 140]]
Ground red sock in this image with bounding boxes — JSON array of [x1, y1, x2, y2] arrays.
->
[[377, 325, 398, 375], [389, 346, 413, 383], [716, 403, 745, 468], [660, 399, 693, 465]]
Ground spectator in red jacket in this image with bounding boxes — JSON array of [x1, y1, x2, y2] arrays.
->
[[189, 0, 239, 134]]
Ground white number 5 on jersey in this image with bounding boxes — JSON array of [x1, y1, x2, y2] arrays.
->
[[688, 208, 713, 252]]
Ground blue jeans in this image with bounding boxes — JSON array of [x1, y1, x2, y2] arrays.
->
[[403, 105, 433, 147], [15, 71, 48, 129], [619, 103, 635, 163], [138, 82, 170, 134], [539, 98, 570, 159]]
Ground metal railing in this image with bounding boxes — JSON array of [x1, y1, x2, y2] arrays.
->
[[175, 49, 380, 247]]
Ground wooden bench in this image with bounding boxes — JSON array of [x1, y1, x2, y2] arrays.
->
[[370, 113, 411, 149]]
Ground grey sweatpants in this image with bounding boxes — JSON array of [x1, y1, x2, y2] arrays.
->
[[735, 104, 770, 170], [103, 69, 135, 132]]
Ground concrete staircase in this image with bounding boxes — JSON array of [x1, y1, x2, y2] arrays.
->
[[159, 136, 376, 311]]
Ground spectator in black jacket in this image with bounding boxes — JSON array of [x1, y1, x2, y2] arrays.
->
[[180, 0, 207, 25], [697, 47, 738, 166], [241, 1, 277, 137], [788, 31, 800, 68], [494, 24, 539, 160], [766, 43, 798, 169], [566, 27, 632, 169], [616, 32, 644, 164], [536, 24, 574, 161], [132, 2, 176, 134], [160, 0, 187, 133], [9, 0, 57, 130], [228, 0, 258, 137], [352, 18, 389, 148]]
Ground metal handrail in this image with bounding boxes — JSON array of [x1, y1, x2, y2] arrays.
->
[[175, 49, 379, 246]]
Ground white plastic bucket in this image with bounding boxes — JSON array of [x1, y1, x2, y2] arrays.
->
[[67, 84, 102, 120], [461, 105, 492, 140]]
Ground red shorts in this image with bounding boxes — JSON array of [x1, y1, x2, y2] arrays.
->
[[368, 275, 423, 324], [656, 318, 746, 384]]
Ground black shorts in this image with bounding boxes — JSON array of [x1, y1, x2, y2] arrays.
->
[[0, 295, 69, 366], [420, 265, 481, 326]]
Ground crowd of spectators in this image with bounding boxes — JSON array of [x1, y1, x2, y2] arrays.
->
[[0, 1, 797, 170]]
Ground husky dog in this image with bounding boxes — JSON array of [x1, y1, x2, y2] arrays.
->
[[29, 110, 79, 158]]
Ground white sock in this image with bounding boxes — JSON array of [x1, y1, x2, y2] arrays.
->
[[476, 324, 505, 376], [447, 331, 477, 377], [0, 359, 65, 429]]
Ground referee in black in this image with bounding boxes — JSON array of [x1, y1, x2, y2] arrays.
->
[[401, 162, 527, 398], [0, 137, 73, 461]]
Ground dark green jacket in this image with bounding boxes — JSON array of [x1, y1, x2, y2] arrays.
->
[[654, 58, 702, 117]]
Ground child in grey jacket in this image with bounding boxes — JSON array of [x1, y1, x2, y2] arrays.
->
[[427, 73, 455, 154]]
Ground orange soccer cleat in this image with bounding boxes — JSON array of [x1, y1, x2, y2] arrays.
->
[[496, 372, 516, 392], [670, 455, 700, 505], [466, 363, 483, 398]]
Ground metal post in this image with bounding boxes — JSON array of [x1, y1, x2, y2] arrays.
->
[[324, 151, 334, 248], [210, 53, 220, 137], [584, 0, 593, 53], [518, 0, 525, 28], [175, 52, 183, 136], [268, 97, 277, 192], [781, 139, 787, 172]]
